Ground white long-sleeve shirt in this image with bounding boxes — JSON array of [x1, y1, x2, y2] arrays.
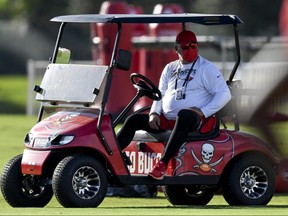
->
[[150, 55, 231, 119]]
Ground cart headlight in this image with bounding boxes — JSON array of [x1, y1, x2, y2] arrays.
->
[[51, 135, 75, 146], [32, 135, 75, 148], [33, 137, 50, 148]]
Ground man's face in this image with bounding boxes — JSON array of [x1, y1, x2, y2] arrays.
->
[[175, 42, 198, 63]]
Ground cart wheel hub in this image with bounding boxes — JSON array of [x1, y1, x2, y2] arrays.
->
[[72, 166, 101, 200], [240, 166, 268, 199], [244, 177, 256, 188], [75, 177, 88, 188]]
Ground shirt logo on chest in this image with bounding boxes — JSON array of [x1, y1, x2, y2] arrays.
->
[[177, 69, 196, 83]]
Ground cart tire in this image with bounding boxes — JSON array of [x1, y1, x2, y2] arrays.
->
[[163, 185, 215, 205], [222, 155, 275, 205], [0, 154, 53, 207], [52, 154, 107, 208]]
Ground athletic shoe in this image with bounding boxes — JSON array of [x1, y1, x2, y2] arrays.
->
[[148, 161, 167, 180]]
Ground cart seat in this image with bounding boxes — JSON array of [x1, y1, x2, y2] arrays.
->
[[132, 114, 220, 143]]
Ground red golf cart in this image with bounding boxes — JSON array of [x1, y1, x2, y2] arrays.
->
[[0, 13, 280, 207]]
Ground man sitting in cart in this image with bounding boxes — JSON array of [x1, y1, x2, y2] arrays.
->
[[117, 30, 231, 180]]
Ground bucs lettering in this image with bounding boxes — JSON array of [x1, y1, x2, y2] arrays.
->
[[125, 151, 162, 174]]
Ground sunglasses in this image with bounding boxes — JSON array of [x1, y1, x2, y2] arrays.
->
[[177, 43, 197, 50]]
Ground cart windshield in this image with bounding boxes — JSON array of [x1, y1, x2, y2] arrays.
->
[[36, 63, 108, 106]]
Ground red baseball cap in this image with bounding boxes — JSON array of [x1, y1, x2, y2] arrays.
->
[[176, 30, 197, 44]]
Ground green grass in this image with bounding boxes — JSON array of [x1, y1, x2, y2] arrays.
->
[[0, 75, 27, 114], [0, 76, 288, 215], [0, 194, 287, 215], [0, 114, 37, 170]]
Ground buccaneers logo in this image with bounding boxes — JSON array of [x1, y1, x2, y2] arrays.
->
[[44, 112, 80, 130], [191, 143, 223, 173]]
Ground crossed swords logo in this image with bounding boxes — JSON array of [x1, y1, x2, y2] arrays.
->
[[191, 145, 224, 173]]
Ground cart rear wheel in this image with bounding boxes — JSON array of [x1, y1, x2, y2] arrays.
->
[[52, 154, 107, 208], [222, 155, 275, 205], [163, 185, 215, 205], [0, 154, 53, 207]]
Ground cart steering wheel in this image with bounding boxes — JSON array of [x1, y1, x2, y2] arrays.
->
[[130, 73, 162, 101]]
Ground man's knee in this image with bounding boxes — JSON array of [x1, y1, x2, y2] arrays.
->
[[178, 109, 198, 119], [177, 109, 200, 128]]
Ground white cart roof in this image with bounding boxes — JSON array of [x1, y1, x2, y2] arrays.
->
[[51, 13, 243, 25]]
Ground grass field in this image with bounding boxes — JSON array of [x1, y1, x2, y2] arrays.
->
[[0, 193, 287, 216], [0, 76, 288, 215], [0, 75, 27, 114]]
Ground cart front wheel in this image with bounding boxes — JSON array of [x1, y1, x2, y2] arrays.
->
[[0, 154, 53, 207], [52, 154, 108, 208]]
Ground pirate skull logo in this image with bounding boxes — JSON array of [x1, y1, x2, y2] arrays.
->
[[191, 143, 223, 173], [201, 143, 214, 163]]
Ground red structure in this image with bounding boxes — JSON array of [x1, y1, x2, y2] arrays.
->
[[280, 0, 288, 37], [128, 5, 148, 74], [91, 1, 134, 115]]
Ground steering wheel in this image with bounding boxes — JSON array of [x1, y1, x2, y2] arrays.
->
[[130, 73, 162, 101]]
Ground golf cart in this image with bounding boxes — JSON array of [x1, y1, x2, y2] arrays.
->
[[0, 13, 280, 207]]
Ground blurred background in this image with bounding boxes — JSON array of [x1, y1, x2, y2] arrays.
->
[[0, 0, 287, 121], [0, 0, 284, 75]]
